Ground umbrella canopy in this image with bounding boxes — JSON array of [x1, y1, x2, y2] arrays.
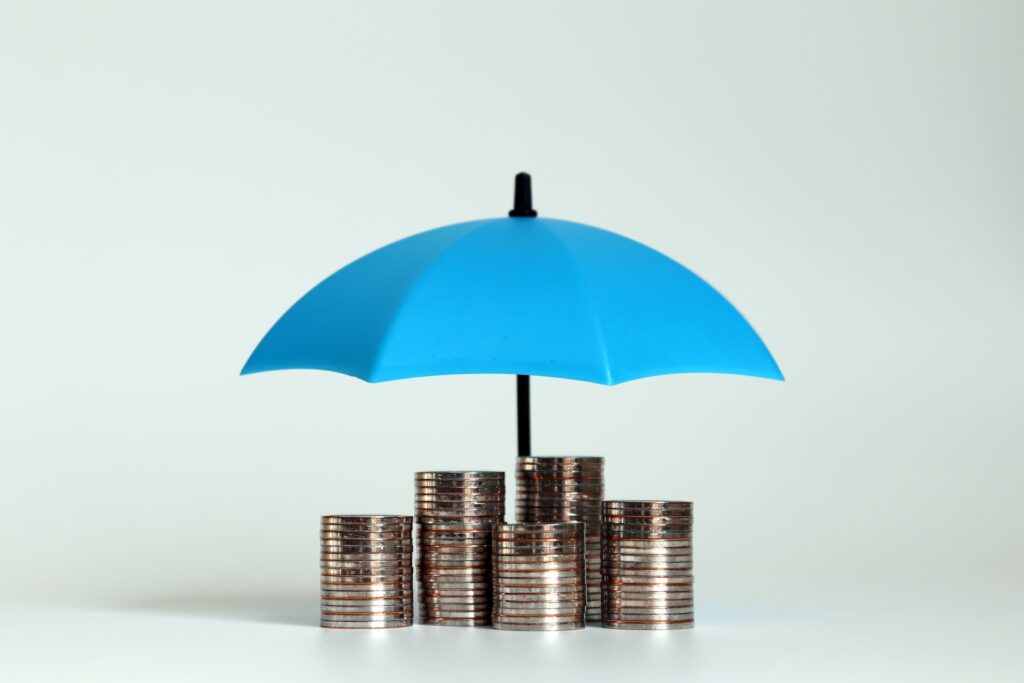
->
[[242, 174, 782, 453]]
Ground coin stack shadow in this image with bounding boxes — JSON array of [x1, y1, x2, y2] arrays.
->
[[601, 501, 694, 629], [515, 456, 604, 621], [320, 514, 414, 629], [414, 471, 506, 626], [492, 522, 587, 631]]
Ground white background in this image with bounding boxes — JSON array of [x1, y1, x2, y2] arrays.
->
[[1, 1, 1021, 681]]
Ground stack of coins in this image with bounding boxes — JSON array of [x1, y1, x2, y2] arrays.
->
[[414, 471, 506, 626], [320, 515, 414, 629], [516, 456, 604, 621], [601, 501, 694, 630], [492, 522, 587, 631]]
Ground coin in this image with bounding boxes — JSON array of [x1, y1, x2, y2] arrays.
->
[[321, 619, 412, 629], [600, 500, 695, 629], [604, 500, 693, 512], [491, 518, 587, 630], [319, 516, 414, 629], [415, 472, 505, 627]]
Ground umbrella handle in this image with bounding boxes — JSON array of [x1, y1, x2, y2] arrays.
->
[[517, 374, 531, 456]]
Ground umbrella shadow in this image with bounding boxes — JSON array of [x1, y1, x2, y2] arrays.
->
[[117, 593, 318, 628]]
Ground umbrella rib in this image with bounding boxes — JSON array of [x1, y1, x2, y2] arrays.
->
[[545, 228, 614, 385], [365, 226, 483, 381]]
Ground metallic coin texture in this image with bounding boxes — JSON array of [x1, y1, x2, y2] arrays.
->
[[490, 521, 587, 631], [601, 500, 695, 630], [414, 471, 506, 626], [515, 456, 604, 621], [319, 515, 413, 629]]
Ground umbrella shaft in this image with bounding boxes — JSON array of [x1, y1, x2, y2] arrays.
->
[[517, 375, 531, 456]]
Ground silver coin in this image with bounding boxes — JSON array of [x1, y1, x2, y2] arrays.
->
[[603, 561, 693, 571], [604, 582, 695, 592], [321, 579, 413, 589], [602, 531, 693, 541], [419, 618, 490, 627], [418, 560, 491, 569], [322, 597, 410, 606], [321, 585, 413, 594], [418, 557, 491, 567], [492, 583, 586, 593], [320, 549, 413, 557], [495, 522, 585, 533], [603, 500, 692, 512], [603, 501, 691, 509], [492, 535, 584, 545], [321, 551, 413, 560], [415, 497, 505, 506], [603, 512, 692, 521], [417, 586, 490, 595], [493, 579, 585, 589], [605, 541, 693, 551], [418, 589, 491, 597], [602, 621, 693, 630], [415, 473, 503, 481], [418, 596, 491, 605], [415, 499, 505, 509], [320, 612, 414, 623], [417, 581, 490, 589], [321, 620, 411, 629], [603, 564, 693, 573], [320, 528, 412, 538], [320, 521, 412, 531], [602, 545, 694, 554], [603, 583, 693, 593], [320, 562, 413, 572], [492, 614, 587, 625], [321, 601, 413, 613], [321, 557, 413, 569], [494, 565, 586, 574], [415, 488, 504, 497], [492, 622, 584, 632], [416, 509, 505, 517], [603, 520, 693, 530], [493, 561, 585, 573], [416, 536, 493, 545], [323, 516, 411, 528], [604, 610, 696, 620], [320, 561, 413, 570], [417, 566, 490, 576], [496, 607, 586, 618], [604, 602, 695, 611], [320, 543, 413, 553]]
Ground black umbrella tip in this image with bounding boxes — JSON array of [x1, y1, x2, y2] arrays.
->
[[509, 172, 538, 218]]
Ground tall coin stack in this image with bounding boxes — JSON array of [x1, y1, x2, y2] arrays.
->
[[492, 522, 587, 631], [601, 501, 694, 630], [320, 514, 414, 629], [516, 456, 604, 621], [414, 471, 506, 626]]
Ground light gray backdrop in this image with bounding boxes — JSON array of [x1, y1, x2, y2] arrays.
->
[[1, 1, 1021, 681]]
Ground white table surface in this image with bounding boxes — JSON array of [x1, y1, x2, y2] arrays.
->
[[3, 587, 1020, 683]]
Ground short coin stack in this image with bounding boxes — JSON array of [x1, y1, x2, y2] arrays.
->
[[492, 522, 587, 631], [516, 456, 604, 621], [601, 501, 694, 630], [320, 514, 414, 629], [414, 471, 506, 626]]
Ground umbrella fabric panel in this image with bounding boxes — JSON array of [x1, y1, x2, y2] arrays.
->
[[547, 219, 783, 383], [241, 221, 481, 377]]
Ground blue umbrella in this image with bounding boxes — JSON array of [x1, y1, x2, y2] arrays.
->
[[243, 174, 782, 455]]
